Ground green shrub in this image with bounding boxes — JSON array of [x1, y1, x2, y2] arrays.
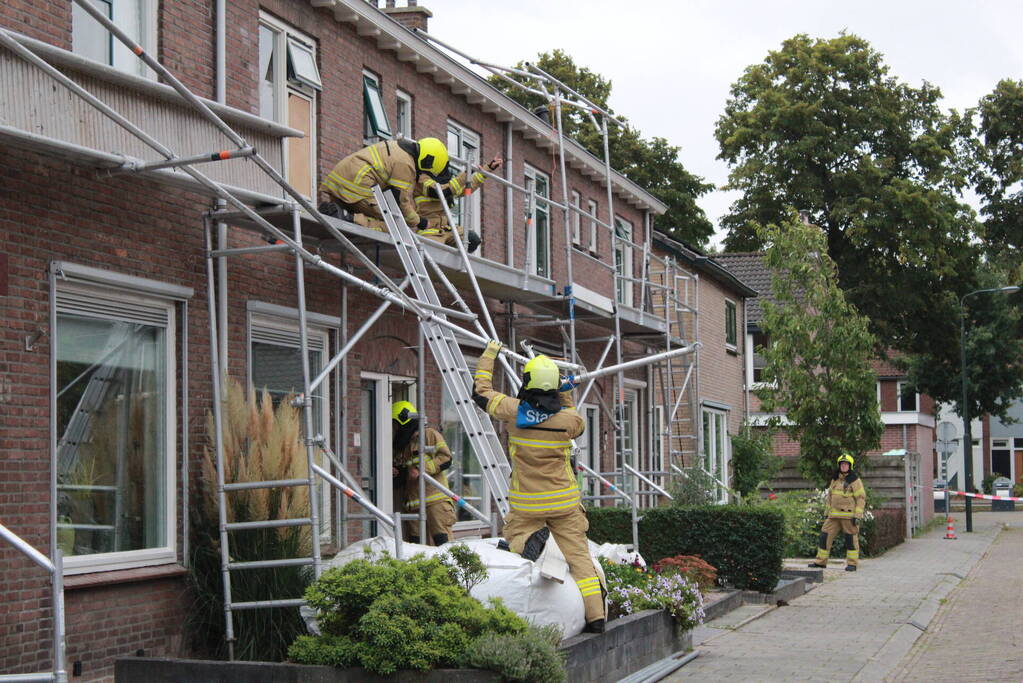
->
[[440, 543, 489, 594], [289, 554, 564, 677], [462, 624, 566, 683], [667, 467, 719, 506], [585, 506, 634, 544], [638, 506, 785, 592], [731, 426, 782, 500]]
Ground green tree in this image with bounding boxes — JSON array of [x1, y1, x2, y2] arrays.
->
[[730, 423, 781, 500], [490, 49, 714, 245], [714, 34, 981, 371], [756, 211, 883, 485], [975, 79, 1023, 278]]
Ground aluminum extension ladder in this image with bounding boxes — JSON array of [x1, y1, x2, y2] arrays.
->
[[373, 187, 512, 518]]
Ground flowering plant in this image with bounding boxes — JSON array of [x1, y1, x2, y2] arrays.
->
[[598, 558, 705, 631]]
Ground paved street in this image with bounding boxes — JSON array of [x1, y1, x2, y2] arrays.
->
[[666, 512, 1018, 682]]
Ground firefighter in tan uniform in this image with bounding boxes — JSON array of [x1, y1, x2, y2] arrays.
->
[[318, 137, 449, 229], [414, 155, 503, 253], [809, 454, 866, 571], [391, 401, 456, 546], [473, 341, 606, 633]]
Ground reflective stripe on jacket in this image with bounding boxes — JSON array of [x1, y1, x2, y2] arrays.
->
[[398, 427, 453, 510], [319, 140, 421, 226], [826, 472, 866, 518], [472, 353, 584, 513], [415, 169, 487, 227]]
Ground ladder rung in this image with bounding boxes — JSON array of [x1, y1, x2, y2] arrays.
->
[[223, 478, 310, 492], [228, 557, 315, 571], [230, 598, 306, 610], [225, 518, 311, 531]]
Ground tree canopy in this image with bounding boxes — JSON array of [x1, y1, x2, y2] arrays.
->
[[489, 50, 714, 246], [756, 212, 883, 485]]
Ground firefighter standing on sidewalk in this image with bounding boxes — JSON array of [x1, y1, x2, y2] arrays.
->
[[472, 340, 606, 633], [810, 453, 866, 571], [391, 401, 456, 546]]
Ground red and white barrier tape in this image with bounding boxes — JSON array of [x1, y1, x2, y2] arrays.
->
[[913, 484, 1023, 502]]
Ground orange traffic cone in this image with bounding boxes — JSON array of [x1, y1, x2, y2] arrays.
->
[[944, 516, 957, 540]]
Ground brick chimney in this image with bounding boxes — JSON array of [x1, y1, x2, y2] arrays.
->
[[381, 1, 432, 33]]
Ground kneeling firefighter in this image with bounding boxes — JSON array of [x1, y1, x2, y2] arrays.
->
[[414, 155, 503, 253], [810, 453, 866, 571], [472, 341, 607, 633], [391, 401, 456, 546]]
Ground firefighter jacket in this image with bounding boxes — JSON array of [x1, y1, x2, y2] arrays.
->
[[416, 169, 487, 227], [319, 140, 421, 226], [472, 350, 584, 514], [397, 427, 453, 511], [825, 471, 866, 519]]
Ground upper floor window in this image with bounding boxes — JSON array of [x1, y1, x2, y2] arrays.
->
[[725, 299, 737, 349], [259, 15, 320, 197], [896, 380, 919, 412], [363, 71, 391, 143], [396, 90, 413, 139], [587, 199, 599, 254], [570, 190, 582, 246], [446, 121, 482, 235], [72, 0, 158, 79], [750, 330, 769, 383], [525, 164, 551, 279], [614, 217, 633, 306]]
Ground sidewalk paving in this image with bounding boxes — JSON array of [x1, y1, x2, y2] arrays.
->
[[664, 512, 1014, 682], [885, 521, 1023, 682]]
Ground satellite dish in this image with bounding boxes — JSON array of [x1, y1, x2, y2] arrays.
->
[[937, 421, 958, 443]]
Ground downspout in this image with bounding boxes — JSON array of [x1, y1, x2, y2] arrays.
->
[[742, 295, 749, 422], [215, 0, 226, 104], [504, 122, 514, 267]]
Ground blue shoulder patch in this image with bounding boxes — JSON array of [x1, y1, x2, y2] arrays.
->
[[516, 402, 558, 428]]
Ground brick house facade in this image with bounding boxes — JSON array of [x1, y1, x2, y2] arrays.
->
[[0, 1, 704, 679]]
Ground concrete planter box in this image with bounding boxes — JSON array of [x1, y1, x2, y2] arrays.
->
[[118, 609, 690, 683], [561, 609, 692, 683]]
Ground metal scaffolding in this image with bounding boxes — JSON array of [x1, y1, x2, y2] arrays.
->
[[0, 0, 702, 667]]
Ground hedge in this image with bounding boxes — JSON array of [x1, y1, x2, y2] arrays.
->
[[585, 505, 785, 593]]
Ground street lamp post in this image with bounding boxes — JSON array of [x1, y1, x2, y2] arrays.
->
[[959, 285, 1020, 533]]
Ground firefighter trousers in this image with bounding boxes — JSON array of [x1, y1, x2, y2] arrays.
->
[[403, 500, 456, 546], [503, 504, 606, 623], [812, 517, 860, 567]]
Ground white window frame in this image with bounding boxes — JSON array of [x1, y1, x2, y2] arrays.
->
[[896, 381, 919, 413], [396, 89, 413, 139], [359, 372, 417, 520], [614, 216, 634, 307], [57, 281, 177, 575], [438, 354, 492, 530], [651, 404, 665, 477], [525, 164, 551, 279], [587, 199, 599, 254], [72, 0, 159, 80], [701, 406, 730, 504], [570, 190, 582, 246], [578, 403, 601, 498], [446, 121, 483, 236], [363, 69, 391, 143], [725, 298, 738, 351], [247, 312, 332, 538], [259, 13, 319, 198]]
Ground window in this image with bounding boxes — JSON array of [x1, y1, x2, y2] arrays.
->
[[446, 122, 483, 235], [363, 71, 391, 143], [72, 0, 157, 79], [396, 90, 413, 139], [249, 314, 332, 537], [55, 281, 176, 573], [725, 299, 737, 349], [570, 190, 582, 245], [748, 330, 769, 383], [587, 199, 599, 253], [359, 374, 416, 536], [702, 408, 729, 503], [259, 15, 319, 198], [441, 367, 491, 526], [896, 381, 919, 412], [1015, 438, 1023, 450], [525, 165, 551, 278], [577, 405, 600, 498], [614, 217, 633, 306], [616, 390, 639, 473], [651, 405, 665, 476]]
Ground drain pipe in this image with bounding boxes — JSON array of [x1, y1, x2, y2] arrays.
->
[[215, 0, 226, 104], [504, 122, 514, 266]]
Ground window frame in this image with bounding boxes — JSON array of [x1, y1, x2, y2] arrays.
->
[[614, 216, 634, 307], [896, 380, 919, 413], [395, 89, 413, 139], [725, 299, 738, 350], [363, 70, 392, 143], [439, 354, 492, 530], [72, 0, 159, 80], [570, 190, 582, 246], [524, 164, 551, 279], [56, 280, 178, 575], [701, 406, 730, 504], [587, 199, 599, 254], [259, 13, 319, 197], [445, 121, 483, 236]]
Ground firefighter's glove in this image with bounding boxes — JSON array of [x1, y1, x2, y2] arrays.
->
[[559, 374, 579, 392], [483, 340, 503, 359], [417, 218, 429, 229]]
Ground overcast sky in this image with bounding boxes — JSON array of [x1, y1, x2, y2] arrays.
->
[[422, 0, 1023, 248]]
